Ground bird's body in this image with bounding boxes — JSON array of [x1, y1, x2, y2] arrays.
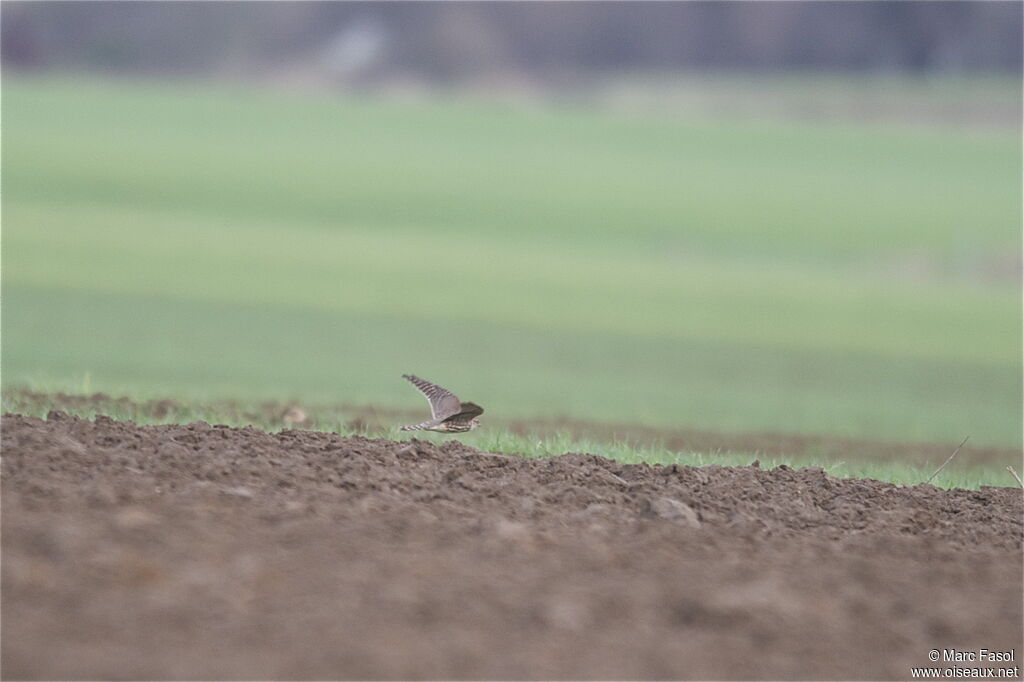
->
[[400, 374, 483, 432]]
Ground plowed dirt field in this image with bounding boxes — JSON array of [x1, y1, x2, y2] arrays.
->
[[2, 412, 1021, 680]]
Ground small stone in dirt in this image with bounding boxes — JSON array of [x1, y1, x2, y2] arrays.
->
[[115, 507, 158, 529], [647, 497, 701, 527], [599, 469, 630, 487], [396, 444, 421, 458], [56, 436, 87, 456], [222, 486, 254, 499], [492, 519, 530, 542]]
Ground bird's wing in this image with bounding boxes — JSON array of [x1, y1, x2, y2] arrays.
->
[[402, 374, 462, 420], [442, 402, 484, 428], [453, 402, 484, 419]]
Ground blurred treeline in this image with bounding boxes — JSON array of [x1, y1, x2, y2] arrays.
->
[[3, 1, 1021, 84]]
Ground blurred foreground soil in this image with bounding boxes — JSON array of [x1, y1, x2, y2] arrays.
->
[[2, 412, 1021, 679]]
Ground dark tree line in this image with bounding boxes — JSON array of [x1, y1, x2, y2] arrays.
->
[[3, 1, 1021, 80]]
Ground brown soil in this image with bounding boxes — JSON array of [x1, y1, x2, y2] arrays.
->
[[2, 412, 1022, 680], [7, 389, 1021, 469]]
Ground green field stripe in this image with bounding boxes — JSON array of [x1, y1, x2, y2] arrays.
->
[[4, 200, 1018, 366], [4, 76, 1019, 259], [3, 283, 1019, 447]]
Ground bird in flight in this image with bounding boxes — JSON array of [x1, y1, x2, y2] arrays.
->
[[400, 374, 483, 432]]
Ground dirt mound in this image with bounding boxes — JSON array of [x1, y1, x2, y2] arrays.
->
[[7, 388, 1020, 469], [3, 413, 1022, 679]]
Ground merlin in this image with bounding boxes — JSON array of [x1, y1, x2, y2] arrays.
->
[[400, 374, 484, 432]]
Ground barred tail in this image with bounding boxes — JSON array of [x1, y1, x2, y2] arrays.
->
[[400, 419, 438, 431]]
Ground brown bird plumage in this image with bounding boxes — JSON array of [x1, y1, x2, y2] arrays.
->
[[400, 374, 483, 432]]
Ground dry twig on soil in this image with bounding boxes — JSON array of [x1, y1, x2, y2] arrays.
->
[[1007, 466, 1023, 489], [926, 436, 970, 485]]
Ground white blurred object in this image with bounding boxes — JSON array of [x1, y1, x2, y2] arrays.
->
[[322, 17, 387, 79]]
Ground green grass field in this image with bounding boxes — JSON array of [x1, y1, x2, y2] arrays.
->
[[3, 76, 1021, 455]]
